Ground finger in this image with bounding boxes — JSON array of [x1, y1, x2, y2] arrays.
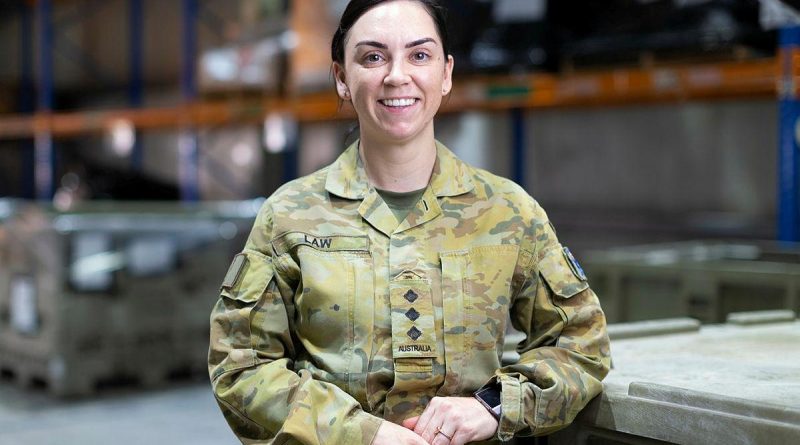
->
[[439, 423, 457, 442], [449, 430, 468, 445], [421, 398, 452, 442], [431, 427, 454, 445], [431, 433, 448, 445], [405, 429, 428, 445], [424, 416, 454, 445], [438, 423, 458, 445], [413, 403, 436, 436], [412, 434, 430, 445], [420, 413, 444, 444], [402, 416, 419, 430]]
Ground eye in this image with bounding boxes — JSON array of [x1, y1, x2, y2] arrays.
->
[[363, 53, 384, 65], [411, 51, 430, 62]]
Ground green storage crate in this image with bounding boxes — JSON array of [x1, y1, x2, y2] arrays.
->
[[0, 199, 21, 360], [584, 241, 800, 323], [0, 200, 259, 396]]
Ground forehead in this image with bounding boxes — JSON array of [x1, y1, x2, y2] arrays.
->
[[347, 1, 439, 47]]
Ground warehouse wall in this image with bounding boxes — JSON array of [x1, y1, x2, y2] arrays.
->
[[527, 100, 776, 217], [526, 99, 777, 250]]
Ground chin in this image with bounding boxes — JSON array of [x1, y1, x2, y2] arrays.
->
[[384, 121, 431, 140]]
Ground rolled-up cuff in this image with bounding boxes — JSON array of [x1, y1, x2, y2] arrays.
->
[[497, 374, 522, 442], [354, 411, 383, 445]]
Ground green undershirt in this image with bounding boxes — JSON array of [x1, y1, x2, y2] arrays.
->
[[376, 187, 427, 224]]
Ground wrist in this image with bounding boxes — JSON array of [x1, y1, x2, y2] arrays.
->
[[474, 384, 502, 420]]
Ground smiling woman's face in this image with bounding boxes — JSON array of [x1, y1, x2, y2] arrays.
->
[[333, 0, 454, 146]]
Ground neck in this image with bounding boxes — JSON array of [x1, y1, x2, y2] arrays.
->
[[359, 130, 437, 193]]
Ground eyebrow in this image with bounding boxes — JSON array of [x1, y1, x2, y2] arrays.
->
[[406, 38, 436, 48], [354, 37, 437, 50]]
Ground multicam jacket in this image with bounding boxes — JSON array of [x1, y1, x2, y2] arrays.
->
[[209, 141, 611, 444]]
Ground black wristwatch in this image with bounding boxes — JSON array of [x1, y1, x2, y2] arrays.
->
[[474, 385, 502, 420]]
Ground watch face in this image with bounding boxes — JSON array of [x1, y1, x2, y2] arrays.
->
[[477, 387, 501, 407]]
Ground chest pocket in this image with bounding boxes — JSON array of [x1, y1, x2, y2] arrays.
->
[[439, 245, 518, 394], [272, 232, 372, 379]]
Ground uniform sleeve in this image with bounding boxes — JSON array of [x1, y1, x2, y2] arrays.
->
[[483, 201, 611, 440], [208, 202, 383, 444]]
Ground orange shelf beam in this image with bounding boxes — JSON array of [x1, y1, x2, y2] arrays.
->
[[443, 58, 778, 112], [0, 58, 782, 140]]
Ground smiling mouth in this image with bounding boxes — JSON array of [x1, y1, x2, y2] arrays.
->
[[379, 98, 418, 107]]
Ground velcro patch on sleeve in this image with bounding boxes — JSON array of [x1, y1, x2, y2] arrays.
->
[[221, 253, 248, 290]]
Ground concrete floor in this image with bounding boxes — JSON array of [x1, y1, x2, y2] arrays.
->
[[0, 380, 238, 445]]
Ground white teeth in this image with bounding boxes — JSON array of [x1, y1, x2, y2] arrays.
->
[[382, 98, 416, 107]]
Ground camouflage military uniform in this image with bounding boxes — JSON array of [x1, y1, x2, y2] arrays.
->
[[209, 141, 611, 444]]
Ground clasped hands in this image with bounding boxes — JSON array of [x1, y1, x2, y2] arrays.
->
[[373, 396, 498, 445]]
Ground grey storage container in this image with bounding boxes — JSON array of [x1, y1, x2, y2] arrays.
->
[[0, 200, 260, 396], [584, 240, 800, 323]]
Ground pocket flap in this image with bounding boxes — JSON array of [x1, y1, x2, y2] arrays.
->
[[220, 251, 273, 304], [538, 245, 589, 299]]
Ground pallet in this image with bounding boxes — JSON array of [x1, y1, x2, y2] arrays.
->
[[0, 344, 207, 397]]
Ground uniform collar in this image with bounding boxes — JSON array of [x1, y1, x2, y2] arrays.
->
[[325, 139, 475, 200]]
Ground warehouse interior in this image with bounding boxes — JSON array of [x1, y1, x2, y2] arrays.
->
[[1, 1, 799, 444]]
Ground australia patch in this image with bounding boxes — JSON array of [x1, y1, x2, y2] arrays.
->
[[562, 246, 587, 281]]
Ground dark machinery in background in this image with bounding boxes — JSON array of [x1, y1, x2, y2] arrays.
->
[[552, 0, 775, 69], [442, 0, 776, 75], [441, 0, 554, 74]]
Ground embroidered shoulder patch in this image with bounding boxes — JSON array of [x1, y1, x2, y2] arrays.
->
[[562, 246, 587, 281]]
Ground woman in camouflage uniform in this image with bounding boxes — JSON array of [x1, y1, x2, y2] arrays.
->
[[209, 1, 611, 444]]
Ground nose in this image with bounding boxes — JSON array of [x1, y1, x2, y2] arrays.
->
[[384, 59, 410, 86]]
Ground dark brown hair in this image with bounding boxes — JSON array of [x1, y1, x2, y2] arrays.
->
[[331, 0, 450, 65]]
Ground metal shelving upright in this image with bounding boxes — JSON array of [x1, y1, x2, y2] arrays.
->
[[180, 0, 200, 202], [18, 1, 35, 198], [779, 26, 800, 242], [129, 0, 144, 171], [34, 0, 55, 201]]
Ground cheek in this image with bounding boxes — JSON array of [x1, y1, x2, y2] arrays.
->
[[414, 66, 444, 88], [350, 87, 374, 113], [349, 73, 382, 101], [421, 75, 445, 97]]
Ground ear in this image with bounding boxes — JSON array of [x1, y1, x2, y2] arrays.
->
[[441, 55, 454, 96], [332, 62, 350, 100]]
